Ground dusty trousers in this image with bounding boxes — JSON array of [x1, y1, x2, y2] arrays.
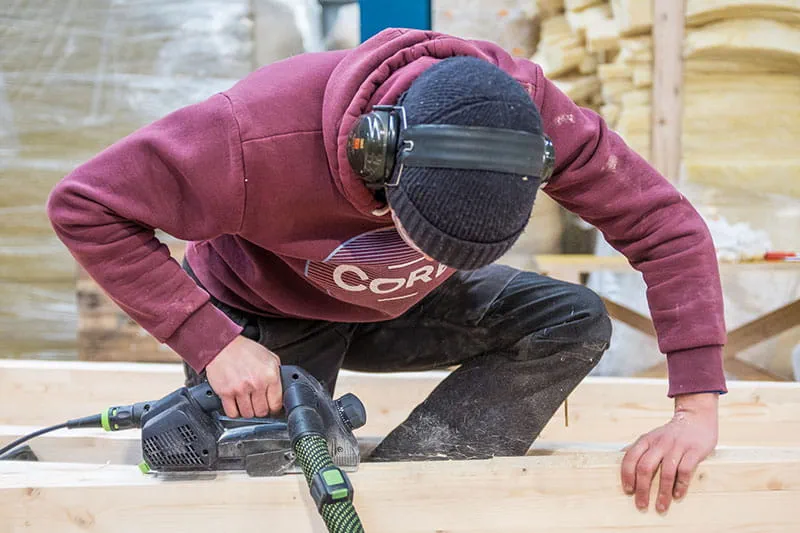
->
[[181, 260, 612, 460]]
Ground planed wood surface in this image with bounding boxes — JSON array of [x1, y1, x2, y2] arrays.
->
[[3, 359, 800, 447], [650, 0, 686, 181], [0, 426, 626, 468], [2, 448, 800, 533], [0, 359, 444, 440], [1, 423, 794, 468], [0, 426, 144, 466]]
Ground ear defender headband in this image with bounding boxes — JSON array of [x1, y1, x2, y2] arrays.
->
[[346, 105, 556, 190]]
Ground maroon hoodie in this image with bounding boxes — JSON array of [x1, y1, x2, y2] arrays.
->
[[46, 28, 727, 397]]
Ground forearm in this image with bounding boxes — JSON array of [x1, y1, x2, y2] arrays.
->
[[531, 65, 727, 396], [46, 92, 248, 371]]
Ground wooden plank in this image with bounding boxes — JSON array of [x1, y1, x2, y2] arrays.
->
[[724, 299, 800, 355], [3, 359, 800, 446], [0, 426, 143, 466], [600, 296, 657, 337], [2, 448, 800, 533], [0, 427, 627, 467], [0, 426, 605, 467], [0, 425, 790, 467], [0, 359, 444, 439], [651, 0, 686, 180], [0, 427, 631, 467]]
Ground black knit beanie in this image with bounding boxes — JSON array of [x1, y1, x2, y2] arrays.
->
[[385, 56, 544, 271]]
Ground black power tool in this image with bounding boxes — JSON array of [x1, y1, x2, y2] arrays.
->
[[0, 365, 368, 532]]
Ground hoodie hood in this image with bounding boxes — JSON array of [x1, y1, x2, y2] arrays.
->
[[322, 28, 526, 218]]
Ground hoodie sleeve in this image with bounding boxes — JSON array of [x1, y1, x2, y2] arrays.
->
[[46, 92, 246, 373], [492, 52, 727, 397]]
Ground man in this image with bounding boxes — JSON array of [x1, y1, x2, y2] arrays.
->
[[46, 28, 726, 515]]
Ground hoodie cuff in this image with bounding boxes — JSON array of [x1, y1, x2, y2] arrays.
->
[[164, 301, 244, 373], [665, 345, 728, 398]]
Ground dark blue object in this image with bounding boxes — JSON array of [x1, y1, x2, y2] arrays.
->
[[359, 0, 431, 42]]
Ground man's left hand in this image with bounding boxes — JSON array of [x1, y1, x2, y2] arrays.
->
[[620, 392, 719, 514]]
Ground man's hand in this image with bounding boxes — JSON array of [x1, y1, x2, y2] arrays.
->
[[205, 335, 283, 419], [621, 392, 719, 514]]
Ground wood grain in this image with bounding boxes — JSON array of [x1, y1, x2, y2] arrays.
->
[[651, 0, 686, 181], [2, 448, 800, 533], [3, 359, 800, 447]]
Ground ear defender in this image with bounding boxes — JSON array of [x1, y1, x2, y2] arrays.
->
[[346, 104, 556, 190], [346, 105, 402, 190]]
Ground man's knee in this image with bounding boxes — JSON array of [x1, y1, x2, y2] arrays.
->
[[519, 281, 611, 367], [569, 283, 613, 343]]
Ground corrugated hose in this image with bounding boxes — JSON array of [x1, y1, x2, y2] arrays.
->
[[294, 435, 365, 532]]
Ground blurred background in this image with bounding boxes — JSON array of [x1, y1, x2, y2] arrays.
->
[[1, 0, 798, 380]]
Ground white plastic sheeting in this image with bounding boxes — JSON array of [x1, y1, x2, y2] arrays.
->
[[588, 182, 800, 380], [1, 0, 254, 358]]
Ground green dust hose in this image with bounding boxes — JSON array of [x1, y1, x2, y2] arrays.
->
[[294, 435, 365, 533]]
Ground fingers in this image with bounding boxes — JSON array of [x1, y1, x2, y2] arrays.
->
[[656, 449, 683, 514], [216, 385, 254, 418], [202, 336, 284, 419], [621, 437, 649, 495], [674, 449, 703, 500], [633, 442, 667, 511], [241, 360, 281, 418], [251, 386, 270, 418], [220, 395, 239, 419], [267, 375, 283, 416], [624, 437, 703, 514], [235, 389, 256, 419]]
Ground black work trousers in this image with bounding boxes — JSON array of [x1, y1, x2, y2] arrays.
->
[[182, 259, 612, 461]]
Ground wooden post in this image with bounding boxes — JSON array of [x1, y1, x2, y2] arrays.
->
[[650, 0, 686, 182]]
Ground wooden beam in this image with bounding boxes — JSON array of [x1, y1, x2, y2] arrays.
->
[[0, 426, 143, 466], [724, 299, 800, 356], [3, 423, 795, 469], [0, 359, 444, 439], [3, 359, 800, 447], [0, 426, 618, 467], [0, 427, 629, 467], [650, 0, 686, 181], [600, 296, 657, 337], [2, 448, 800, 533]]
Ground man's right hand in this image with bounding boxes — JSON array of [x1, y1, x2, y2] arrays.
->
[[204, 335, 283, 418]]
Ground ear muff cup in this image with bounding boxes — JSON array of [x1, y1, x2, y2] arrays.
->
[[346, 106, 401, 190]]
